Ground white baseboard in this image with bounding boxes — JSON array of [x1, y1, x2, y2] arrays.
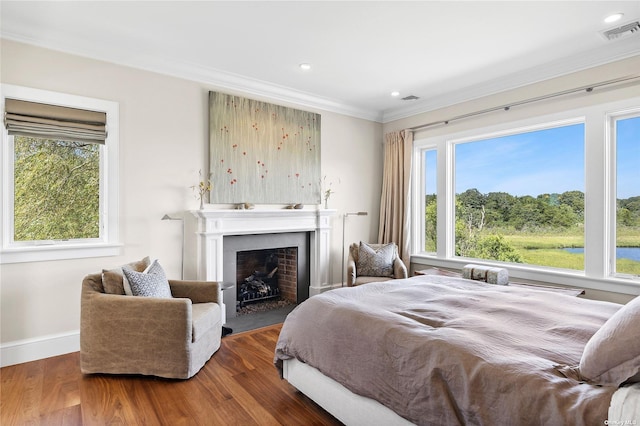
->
[[1, 330, 79, 367]]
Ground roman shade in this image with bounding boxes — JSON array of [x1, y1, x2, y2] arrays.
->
[[4, 98, 107, 144]]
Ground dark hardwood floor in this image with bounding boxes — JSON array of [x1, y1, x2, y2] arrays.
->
[[1, 324, 343, 425]]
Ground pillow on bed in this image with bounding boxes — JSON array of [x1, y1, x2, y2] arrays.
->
[[357, 242, 395, 277], [579, 295, 640, 386]]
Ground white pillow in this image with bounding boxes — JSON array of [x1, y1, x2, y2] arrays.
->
[[579, 295, 640, 386]]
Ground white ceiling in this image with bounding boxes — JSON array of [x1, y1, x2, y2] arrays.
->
[[1, 1, 639, 122]]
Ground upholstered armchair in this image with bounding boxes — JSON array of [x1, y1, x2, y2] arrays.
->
[[80, 271, 222, 379], [347, 242, 408, 286]]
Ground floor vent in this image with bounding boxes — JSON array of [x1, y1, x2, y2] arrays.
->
[[601, 21, 640, 40]]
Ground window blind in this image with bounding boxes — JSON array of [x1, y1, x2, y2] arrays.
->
[[4, 98, 107, 144]]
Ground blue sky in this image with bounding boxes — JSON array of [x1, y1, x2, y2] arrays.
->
[[425, 117, 639, 199], [617, 116, 640, 200]]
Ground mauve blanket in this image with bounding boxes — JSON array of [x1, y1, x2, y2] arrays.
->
[[274, 275, 623, 425]]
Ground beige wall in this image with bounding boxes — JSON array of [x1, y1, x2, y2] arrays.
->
[[0, 39, 382, 350]]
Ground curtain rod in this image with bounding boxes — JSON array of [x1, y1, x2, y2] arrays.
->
[[409, 74, 640, 132]]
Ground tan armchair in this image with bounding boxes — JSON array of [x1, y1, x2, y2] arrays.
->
[[80, 273, 222, 379], [347, 242, 408, 286]]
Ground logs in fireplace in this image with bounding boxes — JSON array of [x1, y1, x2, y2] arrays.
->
[[237, 266, 280, 308]]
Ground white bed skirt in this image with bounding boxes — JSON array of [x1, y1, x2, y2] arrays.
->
[[283, 358, 414, 426], [608, 382, 640, 424], [283, 358, 640, 426]]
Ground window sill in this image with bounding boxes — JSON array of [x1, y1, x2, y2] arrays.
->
[[411, 254, 640, 297], [0, 243, 122, 264]]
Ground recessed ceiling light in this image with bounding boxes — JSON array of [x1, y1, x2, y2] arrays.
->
[[299, 63, 311, 71], [605, 13, 624, 23], [391, 91, 400, 97]]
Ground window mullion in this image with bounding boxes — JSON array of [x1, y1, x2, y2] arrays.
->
[[2, 133, 16, 248], [584, 109, 608, 279], [441, 140, 454, 258]]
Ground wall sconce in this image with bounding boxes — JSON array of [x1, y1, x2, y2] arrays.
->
[[341, 211, 368, 287]]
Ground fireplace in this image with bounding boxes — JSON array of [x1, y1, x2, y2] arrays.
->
[[222, 232, 309, 318], [183, 208, 335, 323]]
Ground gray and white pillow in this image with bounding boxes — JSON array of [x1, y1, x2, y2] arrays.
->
[[357, 242, 396, 277], [122, 259, 172, 299]]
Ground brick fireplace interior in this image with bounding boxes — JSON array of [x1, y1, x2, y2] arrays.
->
[[222, 232, 310, 319], [236, 247, 298, 305]]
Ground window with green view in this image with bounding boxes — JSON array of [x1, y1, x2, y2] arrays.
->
[[615, 115, 640, 276], [454, 122, 585, 270], [13, 136, 100, 242]]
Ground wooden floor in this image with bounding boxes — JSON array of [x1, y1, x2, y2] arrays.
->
[[0, 324, 343, 425]]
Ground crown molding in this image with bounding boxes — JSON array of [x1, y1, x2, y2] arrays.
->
[[150, 55, 384, 122], [381, 36, 640, 123], [3, 30, 637, 126], [0, 32, 383, 123]]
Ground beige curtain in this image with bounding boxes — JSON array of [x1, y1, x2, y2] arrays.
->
[[378, 129, 413, 265]]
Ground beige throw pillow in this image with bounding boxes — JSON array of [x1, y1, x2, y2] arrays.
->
[[579, 295, 640, 386], [101, 256, 151, 295], [357, 242, 395, 277]]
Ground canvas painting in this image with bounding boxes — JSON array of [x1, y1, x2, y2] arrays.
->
[[209, 91, 321, 204]]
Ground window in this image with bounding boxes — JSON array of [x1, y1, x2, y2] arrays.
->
[[1, 84, 120, 263], [413, 96, 640, 293], [454, 122, 585, 270], [614, 114, 640, 277], [423, 148, 437, 253]]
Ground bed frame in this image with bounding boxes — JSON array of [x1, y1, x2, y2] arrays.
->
[[283, 358, 414, 426], [283, 358, 640, 426]]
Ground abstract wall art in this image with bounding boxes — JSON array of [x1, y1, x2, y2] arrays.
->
[[209, 91, 321, 204]]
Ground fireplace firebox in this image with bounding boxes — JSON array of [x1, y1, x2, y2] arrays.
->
[[222, 232, 309, 319], [236, 247, 298, 308]]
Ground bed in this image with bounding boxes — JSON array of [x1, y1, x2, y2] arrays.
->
[[274, 274, 640, 425]]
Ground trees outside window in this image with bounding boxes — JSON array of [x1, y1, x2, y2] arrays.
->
[[423, 149, 437, 252], [13, 136, 100, 242], [615, 115, 640, 276], [453, 123, 585, 270]]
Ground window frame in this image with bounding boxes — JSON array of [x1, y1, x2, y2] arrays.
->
[[451, 117, 585, 267], [1, 84, 120, 263], [608, 107, 640, 279], [411, 96, 640, 295]]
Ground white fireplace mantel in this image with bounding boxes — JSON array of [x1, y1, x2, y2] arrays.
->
[[183, 208, 337, 299]]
